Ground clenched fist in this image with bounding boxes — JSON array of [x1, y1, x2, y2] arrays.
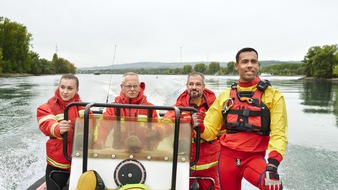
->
[[59, 120, 71, 135]]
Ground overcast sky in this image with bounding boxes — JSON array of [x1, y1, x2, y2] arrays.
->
[[2, 0, 338, 68]]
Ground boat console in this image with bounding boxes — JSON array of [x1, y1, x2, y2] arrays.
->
[[64, 102, 198, 190]]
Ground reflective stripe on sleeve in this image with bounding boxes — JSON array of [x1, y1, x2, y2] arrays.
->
[[190, 160, 218, 171], [38, 114, 57, 125]]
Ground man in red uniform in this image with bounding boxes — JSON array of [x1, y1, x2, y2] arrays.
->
[[164, 72, 221, 190], [194, 47, 288, 190], [37, 74, 85, 190], [94, 72, 166, 151]]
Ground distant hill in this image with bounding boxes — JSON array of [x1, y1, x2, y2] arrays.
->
[[78, 61, 224, 71], [260, 60, 301, 67], [78, 60, 301, 71]]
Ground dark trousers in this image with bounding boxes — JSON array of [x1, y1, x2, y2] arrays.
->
[[46, 164, 69, 190]]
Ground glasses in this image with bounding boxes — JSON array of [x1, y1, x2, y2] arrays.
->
[[123, 84, 139, 90]]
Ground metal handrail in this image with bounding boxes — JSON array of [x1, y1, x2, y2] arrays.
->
[[63, 102, 199, 190], [63, 102, 92, 161]]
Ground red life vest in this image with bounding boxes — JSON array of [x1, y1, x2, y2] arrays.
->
[[222, 80, 271, 136]]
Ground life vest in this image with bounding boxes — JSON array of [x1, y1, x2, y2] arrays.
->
[[186, 93, 214, 143], [222, 80, 271, 136]]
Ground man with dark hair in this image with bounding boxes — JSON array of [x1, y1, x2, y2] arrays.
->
[[194, 48, 288, 190]]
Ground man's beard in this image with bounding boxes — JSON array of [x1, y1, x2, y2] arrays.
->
[[189, 91, 202, 99]]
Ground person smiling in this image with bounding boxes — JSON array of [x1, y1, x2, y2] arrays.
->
[[37, 74, 85, 190], [194, 47, 288, 190], [164, 72, 221, 190]]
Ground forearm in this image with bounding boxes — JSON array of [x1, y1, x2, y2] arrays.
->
[[268, 95, 288, 161]]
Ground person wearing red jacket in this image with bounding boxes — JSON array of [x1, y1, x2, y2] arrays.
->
[[94, 72, 166, 152], [194, 47, 288, 190], [164, 72, 221, 190], [37, 74, 85, 190]]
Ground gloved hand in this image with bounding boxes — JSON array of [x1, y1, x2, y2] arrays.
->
[[145, 128, 161, 140], [191, 112, 205, 133], [92, 141, 106, 149], [125, 135, 142, 153], [264, 165, 283, 190]]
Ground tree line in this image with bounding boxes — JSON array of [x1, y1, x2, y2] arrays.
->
[[86, 46, 337, 77], [1, 17, 338, 78], [0, 17, 75, 75]]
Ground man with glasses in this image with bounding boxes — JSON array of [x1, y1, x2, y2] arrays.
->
[[94, 72, 164, 152]]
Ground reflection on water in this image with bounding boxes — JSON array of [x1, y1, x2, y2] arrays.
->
[[0, 75, 338, 189], [301, 81, 334, 114], [301, 80, 338, 128]]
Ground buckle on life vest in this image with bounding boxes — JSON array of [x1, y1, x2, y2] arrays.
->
[[231, 82, 237, 89], [222, 98, 234, 114], [257, 79, 271, 91]]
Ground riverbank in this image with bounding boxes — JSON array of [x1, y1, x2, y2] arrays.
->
[[0, 73, 33, 77], [298, 76, 338, 81]]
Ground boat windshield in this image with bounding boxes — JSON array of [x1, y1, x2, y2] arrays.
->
[[71, 115, 192, 162]]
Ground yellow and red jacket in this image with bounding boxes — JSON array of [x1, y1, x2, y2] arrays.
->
[[202, 76, 288, 164], [164, 88, 221, 171], [37, 88, 85, 170]]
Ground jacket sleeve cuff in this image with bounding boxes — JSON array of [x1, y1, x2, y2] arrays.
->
[[268, 158, 279, 167], [54, 125, 62, 138], [268, 150, 283, 167]]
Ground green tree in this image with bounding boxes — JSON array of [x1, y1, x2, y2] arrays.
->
[[0, 17, 32, 73], [174, 68, 182, 74], [29, 51, 41, 75], [0, 50, 3, 73], [208, 62, 220, 75], [41, 59, 55, 74], [182, 65, 192, 74], [226, 61, 236, 75], [51, 53, 75, 74], [52, 53, 59, 73], [301, 45, 338, 78], [194, 63, 206, 73], [260, 63, 301, 76], [301, 47, 316, 77]]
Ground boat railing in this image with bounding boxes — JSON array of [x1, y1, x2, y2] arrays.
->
[[63, 102, 199, 190]]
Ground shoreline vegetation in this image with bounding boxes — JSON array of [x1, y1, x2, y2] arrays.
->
[[0, 73, 33, 77], [298, 76, 338, 81], [2, 17, 337, 79], [3, 73, 338, 81]]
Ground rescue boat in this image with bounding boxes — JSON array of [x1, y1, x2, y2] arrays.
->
[[28, 102, 215, 190]]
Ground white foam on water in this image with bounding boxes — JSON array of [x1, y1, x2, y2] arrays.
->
[[0, 135, 46, 189]]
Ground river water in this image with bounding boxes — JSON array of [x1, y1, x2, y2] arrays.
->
[[1, 74, 338, 189]]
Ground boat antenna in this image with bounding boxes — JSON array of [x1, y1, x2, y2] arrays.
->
[[106, 45, 117, 103], [180, 46, 184, 88]]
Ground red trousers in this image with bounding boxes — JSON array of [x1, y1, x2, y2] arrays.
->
[[190, 165, 220, 190], [218, 147, 267, 190]]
